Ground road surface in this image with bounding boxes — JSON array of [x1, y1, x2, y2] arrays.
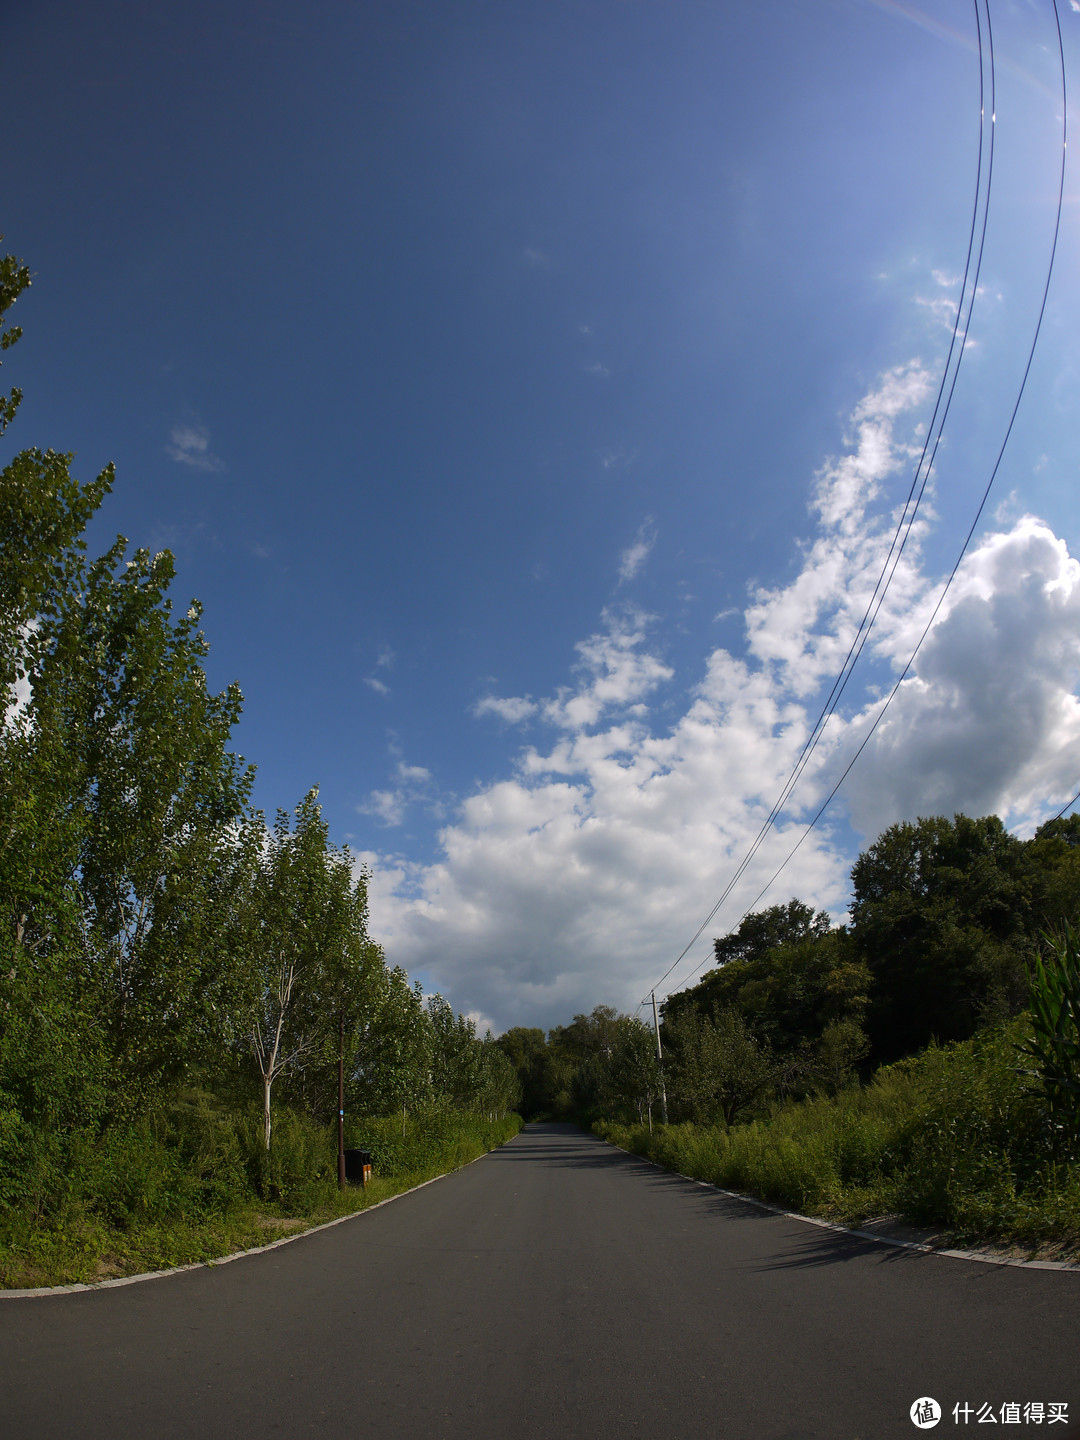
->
[[1, 1122, 1076, 1439]]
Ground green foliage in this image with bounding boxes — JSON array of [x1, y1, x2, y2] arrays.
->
[[572, 1015, 662, 1126], [0, 241, 522, 1284], [0, 239, 30, 434], [710, 898, 831, 968], [662, 812, 1080, 1086], [598, 1021, 1080, 1250], [1015, 924, 1080, 1151], [346, 1108, 522, 1179], [665, 1006, 774, 1126], [0, 1100, 522, 1287], [495, 1006, 634, 1120], [850, 814, 1035, 1059]]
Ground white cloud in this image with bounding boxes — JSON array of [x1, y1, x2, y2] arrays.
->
[[841, 517, 1080, 839], [362, 366, 1080, 1032], [363, 649, 395, 697], [3, 622, 36, 732], [473, 695, 538, 724], [166, 423, 225, 472], [600, 446, 637, 471], [360, 761, 437, 827], [538, 608, 673, 731], [618, 519, 656, 584]]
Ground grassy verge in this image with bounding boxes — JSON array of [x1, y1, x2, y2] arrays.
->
[[595, 1023, 1080, 1259], [0, 1109, 522, 1290]]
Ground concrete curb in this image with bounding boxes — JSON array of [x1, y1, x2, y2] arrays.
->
[[603, 1138, 1080, 1273], [0, 1146, 499, 1299]]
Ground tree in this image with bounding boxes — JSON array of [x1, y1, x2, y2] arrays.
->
[[665, 1006, 774, 1127], [573, 1016, 663, 1127], [73, 548, 253, 1072], [242, 791, 359, 1149], [712, 899, 831, 969], [473, 1035, 521, 1118], [850, 814, 1035, 1060], [495, 1026, 551, 1118], [0, 239, 30, 436], [352, 965, 433, 1129]]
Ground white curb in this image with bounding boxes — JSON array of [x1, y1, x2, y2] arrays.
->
[[603, 1138, 1080, 1273], [0, 1143, 507, 1299]]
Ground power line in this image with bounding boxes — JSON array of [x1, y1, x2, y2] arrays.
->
[[641, 0, 996, 1007], [657, 0, 1067, 1005], [1049, 790, 1080, 824]]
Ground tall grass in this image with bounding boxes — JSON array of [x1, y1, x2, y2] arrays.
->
[[0, 1100, 522, 1288], [597, 1021, 1080, 1250]]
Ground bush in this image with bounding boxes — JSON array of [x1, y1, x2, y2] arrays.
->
[[0, 1090, 522, 1288], [596, 1021, 1080, 1249]]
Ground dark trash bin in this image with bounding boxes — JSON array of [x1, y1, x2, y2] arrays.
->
[[344, 1148, 372, 1185]]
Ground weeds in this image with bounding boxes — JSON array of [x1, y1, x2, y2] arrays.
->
[[596, 1021, 1080, 1252], [0, 1103, 522, 1288]]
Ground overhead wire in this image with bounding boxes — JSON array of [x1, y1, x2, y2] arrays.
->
[[646, 0, 1068, 1010], [640, 0, 997, 1009], [721, 0, 1066, 939]]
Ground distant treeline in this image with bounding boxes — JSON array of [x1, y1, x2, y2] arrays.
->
[[499, 809, 1080, 1129], [0, 244, 518, 1241]]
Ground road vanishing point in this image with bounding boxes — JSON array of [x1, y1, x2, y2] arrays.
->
[[1, 1123, 1076, 1439]]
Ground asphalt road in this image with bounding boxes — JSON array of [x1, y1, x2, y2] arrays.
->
[[1, 1122, 1076, 1439]]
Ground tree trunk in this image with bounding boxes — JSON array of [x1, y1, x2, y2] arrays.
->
[[263, 1075, 273, 1150]]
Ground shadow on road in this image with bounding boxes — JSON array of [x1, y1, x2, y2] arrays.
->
[[492, 1123, 933, 1271]]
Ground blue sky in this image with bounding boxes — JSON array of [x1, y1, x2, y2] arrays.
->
[[4, 0, 1080, 1031]]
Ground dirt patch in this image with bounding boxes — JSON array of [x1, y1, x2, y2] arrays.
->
[[854, 1214, 1080, 1267], [90, 1256, 128, 1281]]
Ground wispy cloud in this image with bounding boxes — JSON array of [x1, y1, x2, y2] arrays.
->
[[360, 760, 437, 827], [473, 695, 538, 724], [618, 519, 656, 584], [166, 422, 225, 472], [600, 446, 637, 472], [363, 647, 395, 697]]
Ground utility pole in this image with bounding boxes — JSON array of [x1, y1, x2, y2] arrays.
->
[[651, 991, 668, 1124], [337, 1009, 346, 1190]]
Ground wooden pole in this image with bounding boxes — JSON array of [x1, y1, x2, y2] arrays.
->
[[651, 991, 668, 1124], [337, 1010, 346, 1190]]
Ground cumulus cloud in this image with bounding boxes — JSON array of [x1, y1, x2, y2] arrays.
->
[[362, 366, 1080, 1032], [841, 517, 1080, 838], [618, 519, 656, 584], [166, 423, 225, 472]]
